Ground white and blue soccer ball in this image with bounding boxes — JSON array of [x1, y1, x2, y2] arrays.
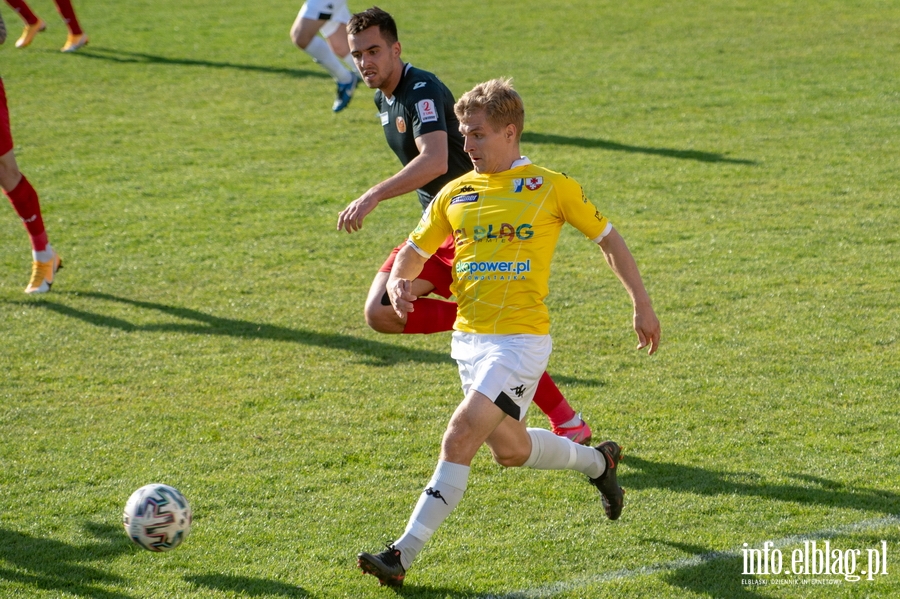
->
[[123, 483, 192, 552]]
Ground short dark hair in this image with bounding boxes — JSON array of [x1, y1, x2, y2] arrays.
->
[[348, 6, 398, 45]]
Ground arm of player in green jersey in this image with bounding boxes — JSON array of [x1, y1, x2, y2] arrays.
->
[[337, 130, 450, 233], [598, 227, 661, 355]]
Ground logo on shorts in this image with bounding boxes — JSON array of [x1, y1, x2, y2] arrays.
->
[[510, 384, 526, 398], [396, 116, 407, 133]]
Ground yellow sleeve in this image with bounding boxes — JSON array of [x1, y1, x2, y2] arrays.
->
[[557, 176, 609, 241], [408, 194, 453, 257]]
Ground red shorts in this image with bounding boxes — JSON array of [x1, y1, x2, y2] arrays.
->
[[379, 235, 456, 299], [0, 79, 13, 156]]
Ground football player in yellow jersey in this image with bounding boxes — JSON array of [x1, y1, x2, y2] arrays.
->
[[341, 7, 594, 445], [357, 78, 660, 587]]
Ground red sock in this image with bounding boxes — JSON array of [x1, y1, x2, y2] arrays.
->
[[53, 0, 82, 35], [5, 0, 40, 25], [402, 297, 457, 334], [533, 372, 577, 427], [5, 175, 48, 252]]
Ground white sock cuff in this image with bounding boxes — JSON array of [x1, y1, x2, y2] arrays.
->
[[523, 428, 543, 468], [566, 439, 578, 470], [525, 428, 586, 471], [33, 244, 54, 262], [403, 519, 435, 543], [428, 460, 470, 492]]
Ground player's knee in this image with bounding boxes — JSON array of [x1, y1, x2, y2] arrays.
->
[[492, 450, 528, 468], [0, 157, 22, 192], [364, 298, 404, 334], [292, 15, 326, 50], [290, 24, 312, 48]]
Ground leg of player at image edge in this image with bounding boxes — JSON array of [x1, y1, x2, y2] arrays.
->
[[290, 6, 359, 113], [6, 0, 89, 51], [303, 35, 358, 112], [4, 175, 62, 293]]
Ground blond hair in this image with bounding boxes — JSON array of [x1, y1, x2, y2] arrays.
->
[[454, 78, 524, 141]]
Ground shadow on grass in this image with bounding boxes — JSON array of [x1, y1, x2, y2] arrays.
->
[[391, 585, 511, 598], [15, 291, 451, 367], [187, 574, 525, 598], [522, 132, 757, 165], [70, 47, 329, 80], [646, 539, 759, 598], [185, 573, 311, 597], [0, 523, 135, 598], [623, 455, 900, 515]]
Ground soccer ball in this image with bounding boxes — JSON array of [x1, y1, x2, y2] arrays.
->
[[123, 483, 192, 552]]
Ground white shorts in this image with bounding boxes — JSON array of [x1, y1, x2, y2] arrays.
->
[[298, 1, 351, 37], [451, 332, 552, 421]]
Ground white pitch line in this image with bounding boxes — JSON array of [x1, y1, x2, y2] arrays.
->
[[487, 515, 900, 599]]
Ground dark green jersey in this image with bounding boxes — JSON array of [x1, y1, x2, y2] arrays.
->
[[374, 63, 471, 211]]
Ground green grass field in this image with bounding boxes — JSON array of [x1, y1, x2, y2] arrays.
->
[[1, 0, 898, 597]]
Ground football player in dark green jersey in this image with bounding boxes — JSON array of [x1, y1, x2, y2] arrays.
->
[[337, 6, 594, 445]]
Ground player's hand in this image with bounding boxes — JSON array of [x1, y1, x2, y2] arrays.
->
[[387, 278, 417, 320], [634, 307, 660, 355], [337, 193, 379, 233]]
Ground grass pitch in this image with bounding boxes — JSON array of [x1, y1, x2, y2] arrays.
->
[[1, 0, 898, 597]]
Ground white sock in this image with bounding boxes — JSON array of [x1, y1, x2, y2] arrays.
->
[[393, 460, 469, 570], [559, 413, 583, 428], [523, 428, 605, 479], [303, 36, 354, 84], [33, 244, 54, 263]]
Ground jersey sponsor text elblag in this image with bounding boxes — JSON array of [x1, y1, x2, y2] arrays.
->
[[409, 160, 609, 335]]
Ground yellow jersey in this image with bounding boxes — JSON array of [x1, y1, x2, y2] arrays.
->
[[408, 158, 610, 335]]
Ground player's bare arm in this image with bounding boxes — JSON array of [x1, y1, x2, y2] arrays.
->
[[386, 243, 428, 319], [598, 227, 661, 355], [337, 130, 449, 233]]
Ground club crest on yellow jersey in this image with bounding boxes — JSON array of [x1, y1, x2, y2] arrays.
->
[[525, 176, 543, 191], [512, 177, 543, 192]]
